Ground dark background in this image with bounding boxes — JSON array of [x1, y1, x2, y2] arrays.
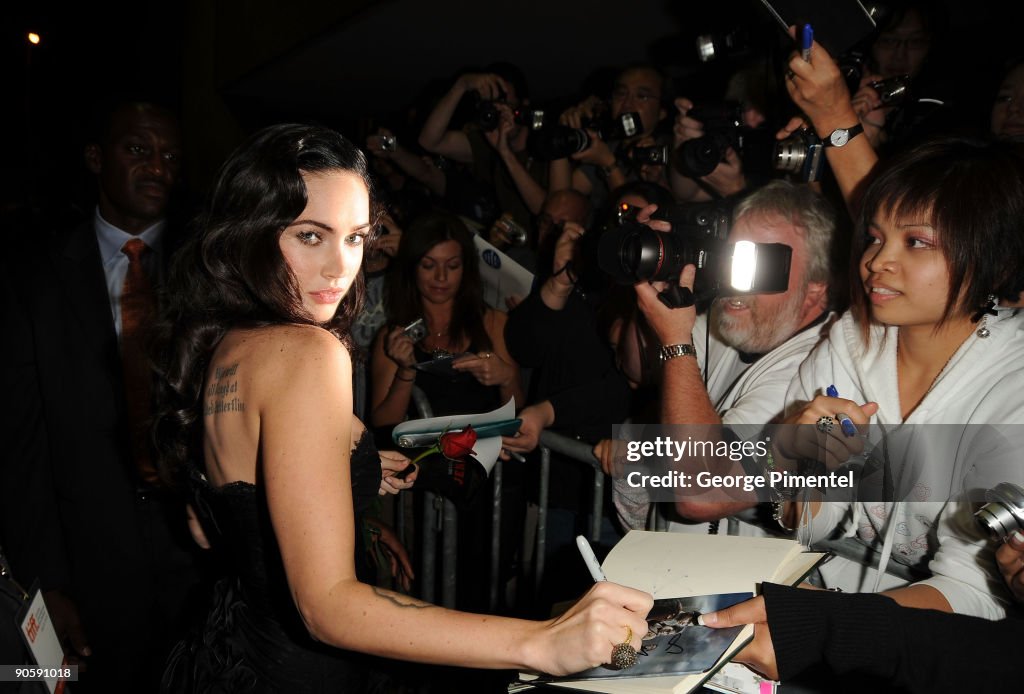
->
[[4, 0, 1022, 225]]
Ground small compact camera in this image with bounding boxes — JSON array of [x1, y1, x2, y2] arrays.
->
[[975, 482, 1024, 541], [867, 74, 911, 108], [630, 144, 670, 166], [402, 318, 427, 343], [368, 134, 397, 152], [493, 213, 528, 246]]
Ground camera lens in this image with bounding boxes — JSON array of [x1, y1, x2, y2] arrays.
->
[[774, 136, 808, 174], [598, 227, 689, 284], [975, 482, 1024, 541], [676, 134, 729, 178], [476, 101, 501, 132], [530, 126, 591, 161]]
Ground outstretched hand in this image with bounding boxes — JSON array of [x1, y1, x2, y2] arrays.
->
[[700, 595, 778, 680]]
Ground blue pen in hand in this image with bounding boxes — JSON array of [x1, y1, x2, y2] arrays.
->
[[826, 384, 858, 437], [800, 23, 814, 62]]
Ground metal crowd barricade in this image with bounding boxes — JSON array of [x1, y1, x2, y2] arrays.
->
[[405, 386, 505, 611], [530, 430, 603, 594]]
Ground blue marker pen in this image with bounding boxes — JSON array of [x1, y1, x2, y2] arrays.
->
[[826, 384, 858, 437], [801, 23, 814, 62]]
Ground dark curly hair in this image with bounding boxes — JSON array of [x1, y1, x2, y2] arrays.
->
[[153, 123, 375, 483]]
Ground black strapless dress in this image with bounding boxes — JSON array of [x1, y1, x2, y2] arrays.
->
[[162, 431, 383, 693]]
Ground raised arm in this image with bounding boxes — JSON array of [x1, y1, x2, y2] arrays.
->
[[419, 73, 510, 164], [369, 324, 417, 427], [783, 34, 879, 210]]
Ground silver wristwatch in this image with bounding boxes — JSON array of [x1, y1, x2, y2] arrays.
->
[[822, 124, 864, 148], [659, 343, 697, 362]]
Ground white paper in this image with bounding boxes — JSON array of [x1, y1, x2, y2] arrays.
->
[[472, 235, 534, 310], [391, 397, 516, 475]]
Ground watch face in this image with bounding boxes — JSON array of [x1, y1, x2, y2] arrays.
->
[[830, 129, 850, 147]]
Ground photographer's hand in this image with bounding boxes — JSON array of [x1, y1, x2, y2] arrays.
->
[[485, 103, 516, 155], [457, 72, 511, 101], [850, 74, 889, 147], [701, 146, 746, 197], [672, 97, 704, 147], [540, 222, 585, 311], [670, 98, 732, 202], [559, 95, 602, 129], [634, 264, 698, 346]]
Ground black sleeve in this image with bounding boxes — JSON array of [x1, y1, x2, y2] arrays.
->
[[506, 289, 631, 438], [0, 263, 71, 592], [763, 582, 1024, 693]]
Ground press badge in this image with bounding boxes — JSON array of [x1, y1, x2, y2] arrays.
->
[[17, 582, 69, 694]]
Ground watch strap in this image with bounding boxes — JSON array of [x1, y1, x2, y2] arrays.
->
[[659, 343, 697, 361]]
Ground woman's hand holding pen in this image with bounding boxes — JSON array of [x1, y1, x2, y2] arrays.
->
[[525, 581, 653, 676], [775, 395, 879, 471]]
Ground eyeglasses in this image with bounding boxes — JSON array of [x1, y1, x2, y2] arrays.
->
[[875, 36, 931, 51]]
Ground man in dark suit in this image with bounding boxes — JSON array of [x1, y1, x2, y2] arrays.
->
[[0, 101, 206, 691]]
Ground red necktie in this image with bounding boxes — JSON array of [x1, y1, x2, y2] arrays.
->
[[120, 238, 159, 485]]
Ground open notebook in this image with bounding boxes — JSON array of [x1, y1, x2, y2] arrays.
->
[[520, 531, 827, 694]]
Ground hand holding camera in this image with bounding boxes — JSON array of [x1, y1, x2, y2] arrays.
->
[[384, 321, 423, 371], [559, 95, 603, 130], [672, 97, 705, 147], [457, 72, 511, 102], [551, 221, 586, 288]]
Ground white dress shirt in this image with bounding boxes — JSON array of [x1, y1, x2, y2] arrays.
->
[[93, 208, 165, 340]]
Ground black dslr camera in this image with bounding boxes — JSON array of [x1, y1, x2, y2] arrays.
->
[[597, 201, 792, 308], [530, 111, 643, 161], [674, 102, 774, 179], [474, 89, 546, 133]]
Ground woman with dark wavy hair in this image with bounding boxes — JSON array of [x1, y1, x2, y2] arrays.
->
[[154, 123, 652, 692], [370, 210, 524, 426]]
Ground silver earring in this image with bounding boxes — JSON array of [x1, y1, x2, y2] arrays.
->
[[975, 294, 996, 338]]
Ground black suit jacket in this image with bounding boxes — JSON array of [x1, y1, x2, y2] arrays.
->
[[0, 220, 202, 689]]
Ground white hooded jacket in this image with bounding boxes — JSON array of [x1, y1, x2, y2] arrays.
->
[[785, 308, 1024, 618]]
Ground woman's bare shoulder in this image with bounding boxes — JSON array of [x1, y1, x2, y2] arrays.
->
[[217, 324, 350, 383], [241, 323, 348, 355]]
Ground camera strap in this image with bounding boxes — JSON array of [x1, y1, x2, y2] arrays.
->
[[656, 285, 695, 309]]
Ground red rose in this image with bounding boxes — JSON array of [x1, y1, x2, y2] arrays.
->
[[439, 425, 477, 460]]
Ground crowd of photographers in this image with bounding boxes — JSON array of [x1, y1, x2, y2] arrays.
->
[[355, 3, 1024, 685], [3, 1, 1024, 691]]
